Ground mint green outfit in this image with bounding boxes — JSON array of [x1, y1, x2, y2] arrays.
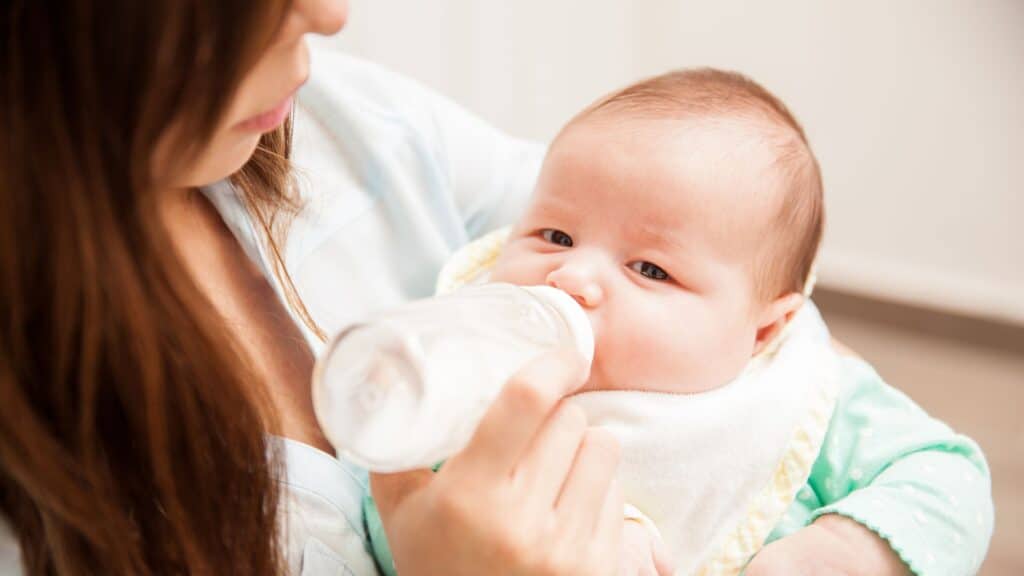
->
[[364, 355, 994, 576], [766, 356, 993, 575]]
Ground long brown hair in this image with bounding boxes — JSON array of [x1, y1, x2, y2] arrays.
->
[[1, 1, 296, 573]]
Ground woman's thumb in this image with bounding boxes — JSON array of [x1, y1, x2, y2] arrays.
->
[[651, 532, 676, 576]]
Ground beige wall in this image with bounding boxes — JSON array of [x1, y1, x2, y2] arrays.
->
[[330, 0, 1024, 323]]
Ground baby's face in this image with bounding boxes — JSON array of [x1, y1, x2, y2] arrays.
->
[[492, 117, 785, 394]]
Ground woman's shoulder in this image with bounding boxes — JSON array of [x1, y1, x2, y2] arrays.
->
[[274, 437, 379, 575]]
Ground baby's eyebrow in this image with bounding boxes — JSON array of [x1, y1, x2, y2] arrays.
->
[[634, 224, 687, 253], [532, 193, 577, 215], [526, 198, 580, 225]]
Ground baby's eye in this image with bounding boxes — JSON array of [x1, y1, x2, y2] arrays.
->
[[540, 229, 573, 247], [629, 261, 671, 281]]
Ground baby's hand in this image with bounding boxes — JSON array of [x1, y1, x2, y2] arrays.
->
[[745, 515, 909, 576], [619, 518, 675, 576]]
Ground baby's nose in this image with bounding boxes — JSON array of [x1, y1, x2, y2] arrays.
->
[[546, 266, 604, 308]]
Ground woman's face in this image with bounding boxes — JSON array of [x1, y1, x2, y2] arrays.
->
[[159, 0, 348, 189]]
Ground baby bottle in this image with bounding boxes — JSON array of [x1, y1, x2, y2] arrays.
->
[[312, 283, 594, 472]]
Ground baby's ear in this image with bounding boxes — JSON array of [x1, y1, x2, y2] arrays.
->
[[752, 292, 805, 357]]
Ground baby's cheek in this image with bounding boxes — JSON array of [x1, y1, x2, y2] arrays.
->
[[488, 261, 527, 285], [605, 298, 721, 393], [488, 255, 515, 283], [490, 249, 546, 286], [595, 312, 685, 391]]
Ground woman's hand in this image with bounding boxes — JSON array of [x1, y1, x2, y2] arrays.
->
[[371, 346, 625, 575], [744, 515, 909, 576]]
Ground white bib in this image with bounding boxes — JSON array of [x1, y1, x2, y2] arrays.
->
[[570, 303, 838, 575]]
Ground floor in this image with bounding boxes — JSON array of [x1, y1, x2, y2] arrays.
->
[[819, 304, 1024, 575]]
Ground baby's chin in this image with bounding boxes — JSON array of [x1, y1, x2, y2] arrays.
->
[[571, 370, 640, 395], [571, 375, 607, 396], [573, 367, 735, 396], [569, 377, 669, 397]]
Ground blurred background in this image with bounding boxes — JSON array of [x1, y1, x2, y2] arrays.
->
[[329, 1, 1022, 573]]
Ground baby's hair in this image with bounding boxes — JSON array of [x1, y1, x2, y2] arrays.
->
[[569, 68, 823, 301]]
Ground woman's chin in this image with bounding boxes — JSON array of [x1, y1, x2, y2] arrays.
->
[[224, 134, 264, 178], [188, 133, 263, 188]]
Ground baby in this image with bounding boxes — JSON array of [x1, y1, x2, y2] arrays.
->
[[366, 69, 992, 575], [488, 69, 832, 574]]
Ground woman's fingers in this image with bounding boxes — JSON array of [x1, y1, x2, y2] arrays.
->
[[650, 527, 676, 576], [594, 478, 626, 570], [452, 346, 588, 479], [511, 401, 588, 507], [555, 427, 622, 532]]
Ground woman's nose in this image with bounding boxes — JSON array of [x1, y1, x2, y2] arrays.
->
[[546, 261, 604, 308]]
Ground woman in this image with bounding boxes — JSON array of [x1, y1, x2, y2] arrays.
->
[[1, 1, 625, 574]]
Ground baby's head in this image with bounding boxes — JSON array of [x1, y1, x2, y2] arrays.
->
[[492, 68, 823, 394]]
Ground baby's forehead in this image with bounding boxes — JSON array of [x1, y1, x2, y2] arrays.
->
[[628, 112, 787, 167], [568, 114, 787, 215], [546, 116, 787, 258], [564, 111, 787, 174]]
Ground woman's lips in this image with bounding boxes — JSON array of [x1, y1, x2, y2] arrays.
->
[[236, 94, 294, 133]]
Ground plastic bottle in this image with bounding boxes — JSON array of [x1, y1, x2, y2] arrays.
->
[[312, 283, 594, 472]]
